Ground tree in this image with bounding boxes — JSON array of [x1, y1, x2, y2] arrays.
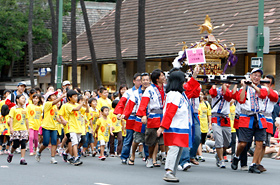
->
[[115, 0, 126, 85], [80, 0, 102, 87], [137, 0, 146, 73], [28, 0, 35, 87], [71, 0, 78, 88]]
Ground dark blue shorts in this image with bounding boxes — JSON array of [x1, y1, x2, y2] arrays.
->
[[42, 128, 57, 146]]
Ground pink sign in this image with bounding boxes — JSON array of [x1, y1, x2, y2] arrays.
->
[[186, 48, 206, 65]]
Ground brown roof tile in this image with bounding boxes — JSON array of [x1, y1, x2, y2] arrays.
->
[[34, 0, 280, 66]]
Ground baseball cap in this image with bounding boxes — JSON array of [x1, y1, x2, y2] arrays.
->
[[17, 82, 27, 87], [251, 68, 263, 75], [44, 91, 58, 100], [67, 89, 78, 100], [63, 80, 71, 86]]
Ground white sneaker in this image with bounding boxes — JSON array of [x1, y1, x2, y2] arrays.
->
[[177, 165, 183, 171], [182, 162, 192, 171], [35, 152, 41, 162], [220, 161, 226, 168], [241, 166, 249, 171], [146, 158, 153, 168], [51, 158, 58, 164]]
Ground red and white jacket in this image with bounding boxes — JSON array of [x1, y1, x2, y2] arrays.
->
[[114, 86, 137, 115], [263, 88, 278, 134], [161, 78, 200, 147], [209, 87, 232, 115]]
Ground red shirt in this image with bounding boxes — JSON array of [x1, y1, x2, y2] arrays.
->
[[154, 84, 165, 104]]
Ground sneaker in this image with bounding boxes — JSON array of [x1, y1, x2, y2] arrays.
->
[[51, 158, 58, 164], [35, 152, 41, 162], [20, 159, 27, 165], [146, 158, 153, 168], [99, 156, 106, 161], [30, 152, 34, 156], [224, 155, 228, 162], [198, 156, 205, 162], [0, 151, 3, 155], [257, 164, 267, 172], [220, 161, 226, 168], [121, 159, 127, 164], [177, 165, 183, 171], [241, 166, 249, 171], [15, 148, 21, 154], [62, 153, 68, 162], [110, 154, 115, 157], [67, 157, 74, 164], [231, 156, 239, 170], [138, 152, 143, 158], [73, 158, 83, 166], [161, 157, 166, 165], [182, 162, 192, 171], [7, 154, 13, 163], [92, 151, 97, 157], [163, 171, 179, 183], [215, 154, 220, 167], [82, 152, 87, 157], [249, 164, 261, 174]]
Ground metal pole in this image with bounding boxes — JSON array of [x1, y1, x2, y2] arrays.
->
[[56, 0, 63, 88], [257, 0, 264, 70]]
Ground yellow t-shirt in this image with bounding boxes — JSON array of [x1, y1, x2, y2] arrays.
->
[[0, 100, 5, 112], [229, 104, 236, 133], [0, 115, 10, 135], [27, 104, 43, 131], [96, 117, 111, 142], [122, 120, 126, 137], [97, 98, 112, 111], [58, 103, 69, 134], [41, 102, 58, 130], [81, 112, 87, 135], [66, 103, 86, 134], [109, 109, 122, 133], [198, 101, 211, 133], [89, 107, 99, 132], [28, 99, 33, 105], [9, 107, 27, 131]]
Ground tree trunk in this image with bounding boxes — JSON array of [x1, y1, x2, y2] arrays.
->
[[71, 0, 78, 88], [28, 0, 35, 87], [80, 0, 102, 88], [48, 0, 58, 87], [115, 0, 126, 85], [137, 0, 146, 73]]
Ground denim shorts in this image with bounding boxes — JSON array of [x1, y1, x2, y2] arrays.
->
[[42, 128, 57, 146]]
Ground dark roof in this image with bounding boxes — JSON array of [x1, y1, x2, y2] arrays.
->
[[34, 0, 280, 66]]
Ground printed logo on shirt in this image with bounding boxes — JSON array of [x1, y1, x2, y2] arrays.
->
[[30, 110, 35, 116], [112, 117, 117, 123], [101, 126, 105, 132], [50, 109, 55, 116], [74, 111, 78, 117], [16, 114, 21, 121]]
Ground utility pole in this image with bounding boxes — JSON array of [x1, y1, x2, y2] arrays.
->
[[56, 0, 63, 88], [257, 0, 264, 70]]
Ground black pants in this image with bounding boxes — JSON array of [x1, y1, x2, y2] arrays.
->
[[12, 139, 27, 150]]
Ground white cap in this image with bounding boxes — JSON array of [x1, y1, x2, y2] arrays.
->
[[250, 68, 263, 75], [62, 80, 71, 86]]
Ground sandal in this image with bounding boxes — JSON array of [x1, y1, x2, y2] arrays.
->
[[190, 158, 199, 165], [275, 156, 280, 160], [153, 163, 161, 167], [128, 158, 134, 165]]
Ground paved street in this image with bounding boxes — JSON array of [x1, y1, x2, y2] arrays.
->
[[0, 151, 279, 185]]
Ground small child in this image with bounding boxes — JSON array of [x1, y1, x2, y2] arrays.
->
[[66, 90, 89, 166], [94, 106, 112, 161], [109, 100, 123, 157], [27, 94, 43, 156], [0, 105, 10, 155], [7, 94, 29, 165], [87, 98, 99, 156]]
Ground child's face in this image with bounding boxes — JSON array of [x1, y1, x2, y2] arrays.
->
[[102, 108, 109, 116], [70, 94, 78, 103], [91, 100, 97, 108], [18, 96, 26, 106], [48, 94, 57, 101], [101, 90, 108, 98], [33, 96, 39, 105]]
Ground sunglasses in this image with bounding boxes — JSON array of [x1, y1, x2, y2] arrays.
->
[[141, 72, 149, 76]]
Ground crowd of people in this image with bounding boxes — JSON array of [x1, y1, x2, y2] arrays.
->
[[1, 66, 280, 182]]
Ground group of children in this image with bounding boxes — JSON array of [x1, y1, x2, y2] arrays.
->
[[0, 84, 126, 166]]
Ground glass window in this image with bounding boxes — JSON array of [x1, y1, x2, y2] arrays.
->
[[263, 55, 276, 76]]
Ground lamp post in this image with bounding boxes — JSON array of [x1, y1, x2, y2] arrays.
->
[[257, 0, 264, 70], [56, 0, 63, 88]]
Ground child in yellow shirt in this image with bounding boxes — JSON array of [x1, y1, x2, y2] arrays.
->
[[94, 106, 113, 161], [7, 94, 29, 165], [88, 98, 99, 156], [97, 87, 112, 111], [66, 90, 89, 165], [35, 91, 65, 164], [0, 105, 10, 155], [27, 94, 43, 156], [109, 100, 124, 156]]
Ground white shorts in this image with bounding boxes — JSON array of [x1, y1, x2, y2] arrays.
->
[[99, 140, 106, 146], [70, 133, 81, 146]]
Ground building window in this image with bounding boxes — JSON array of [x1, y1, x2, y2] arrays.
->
[[67, 66, 81, 87], [102, 64, 117, 92], [146, 62, 161, 73], [263, 55, 276, 76]]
